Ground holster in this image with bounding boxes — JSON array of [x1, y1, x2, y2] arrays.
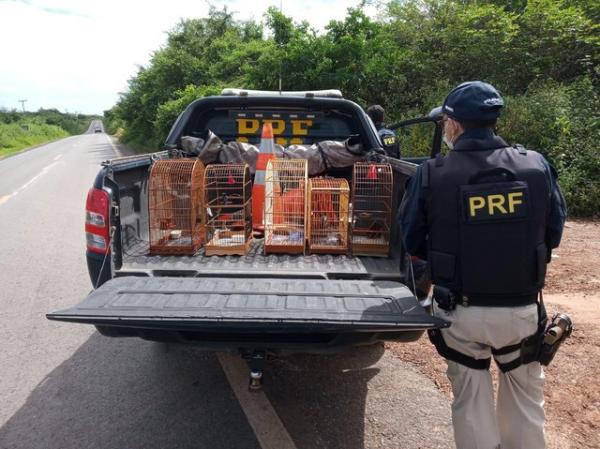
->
[[494, 317, 546, 373], [494, 298, 573, 372], [520, 329, 545, 365]]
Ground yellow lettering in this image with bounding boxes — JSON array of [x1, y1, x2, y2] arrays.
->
[[291, 119, 313, 136], [236, 118, 311, 144], [263, 119, 286, 134], [236, 119, 259, 135], [488, 194, 507, 215], [469, 196, 486, 217], [507, 191, 523, 213]]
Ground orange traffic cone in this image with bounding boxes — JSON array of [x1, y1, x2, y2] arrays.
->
[[252, 123, 276, 232]]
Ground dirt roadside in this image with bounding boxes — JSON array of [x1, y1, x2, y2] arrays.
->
[[388, 220, 600, 449]]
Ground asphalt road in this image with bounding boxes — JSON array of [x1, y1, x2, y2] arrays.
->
[[0, 125, 453, 449]]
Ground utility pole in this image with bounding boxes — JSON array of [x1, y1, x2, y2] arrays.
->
[[18, 99, 27, 113]]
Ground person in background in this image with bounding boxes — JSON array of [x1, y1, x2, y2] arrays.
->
[[400, 81, 567, 449], [367, 104, 400, 158]]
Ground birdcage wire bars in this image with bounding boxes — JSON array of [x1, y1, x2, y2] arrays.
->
[[351, 163, 393, 257], [204, 164, 253, 256], [148, 159, 206, 255], [308, 177, 350, 254], [264, 159, 308, 254]]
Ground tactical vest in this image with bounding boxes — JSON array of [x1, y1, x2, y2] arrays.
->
[[424, 146, 551, 303]]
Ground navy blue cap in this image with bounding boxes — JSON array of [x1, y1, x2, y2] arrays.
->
[[442, 81, 504, 122]]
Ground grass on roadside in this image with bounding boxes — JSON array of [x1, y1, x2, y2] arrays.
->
[[0, 122, 69, 158]]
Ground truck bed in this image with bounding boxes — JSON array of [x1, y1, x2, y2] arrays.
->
[[119, 239, 403, 281], [61, 94, 447, 357]]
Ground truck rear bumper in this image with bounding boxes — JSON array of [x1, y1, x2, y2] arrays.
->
[[95, 325, 426, 353]]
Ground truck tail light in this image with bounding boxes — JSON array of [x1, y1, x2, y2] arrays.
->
[[85, 188, 110, 254]]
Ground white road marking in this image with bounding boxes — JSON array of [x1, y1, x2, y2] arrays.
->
[[105, 135, 123, 157], [18, 162, 59, 191], [217, 353, 298, 449], [0, 162, 60, 207], [53, 154, 63, 161]]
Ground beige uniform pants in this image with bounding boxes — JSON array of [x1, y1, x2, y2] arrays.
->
[[434, 303, 545, 449]]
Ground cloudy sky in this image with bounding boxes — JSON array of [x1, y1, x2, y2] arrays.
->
[[0, 0, 376, 115]]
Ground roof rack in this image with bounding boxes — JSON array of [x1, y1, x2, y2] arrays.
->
[[220, 88, 343, 99]]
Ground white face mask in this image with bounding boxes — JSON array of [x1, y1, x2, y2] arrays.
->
[[442, 119, 454, 150], [443, 130, 454, 150]]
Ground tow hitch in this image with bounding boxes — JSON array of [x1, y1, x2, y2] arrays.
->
[[247, 350, 266, 391]]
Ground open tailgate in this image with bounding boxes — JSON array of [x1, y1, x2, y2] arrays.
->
[[47, 277, 447, 332]]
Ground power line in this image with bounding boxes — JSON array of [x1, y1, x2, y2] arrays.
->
[[18, 99, 27, 113]]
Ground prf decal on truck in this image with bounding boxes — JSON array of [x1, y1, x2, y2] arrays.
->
[[231, 111, 317, 145]]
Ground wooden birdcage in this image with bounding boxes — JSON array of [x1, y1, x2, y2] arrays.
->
[[148, 159, 206, 255], [351, 163, 393, 257], [308, 177, 350, 254], [264, 159, 308, 254], [204, 164, 253, 256]]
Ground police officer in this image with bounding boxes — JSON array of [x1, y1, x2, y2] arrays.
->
[[367, 104, 400, 158], [401, 81, 567, 449]]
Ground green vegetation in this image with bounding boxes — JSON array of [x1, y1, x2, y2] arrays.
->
[[0, 122, 68, 157], [0, 109, 99, 158], [105, 0, 599, 215]]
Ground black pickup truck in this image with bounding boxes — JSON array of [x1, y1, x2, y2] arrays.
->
[[48, 89, 447, 380]]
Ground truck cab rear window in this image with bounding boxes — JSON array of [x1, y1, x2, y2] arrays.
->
[[184, 109, 356, 146]]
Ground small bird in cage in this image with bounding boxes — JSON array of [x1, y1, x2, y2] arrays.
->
[[204, 163, 253, 256], [351, 163, 393, 256], [308, 177, 350, 254], [148, 159, 206, 255], [264, 159, 308, 254]]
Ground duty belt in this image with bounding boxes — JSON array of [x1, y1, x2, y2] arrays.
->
[[459, 293, 538, 307], [433, 285, 538, 310], [429, 290, 549, 372]]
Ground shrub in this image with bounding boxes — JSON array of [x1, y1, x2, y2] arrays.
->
[[500, 78, 600, 216]]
